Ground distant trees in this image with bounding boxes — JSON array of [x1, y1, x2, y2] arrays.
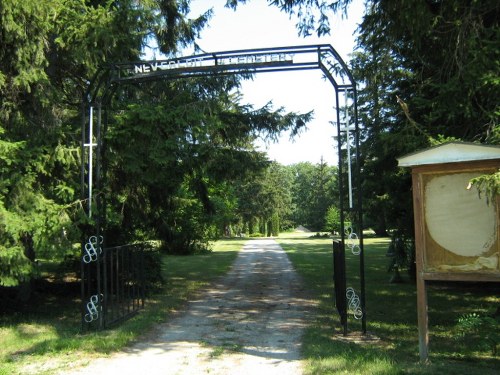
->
[[235, 162, 292, 236], [288, 160, 338, 232], [230, 160, 339, 236]]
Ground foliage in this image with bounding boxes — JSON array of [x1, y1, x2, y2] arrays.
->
[[386, 230, 415, 283], [455, 313, 499, 356], [1, 0, 498, 289], [235, 162, 293, 236], [288, 161, 338, 231], [468, 171, 500, 205], [346, 0, 500, 237], [249, 232, 264, 238], [154, 0, 213, 55], [105, 76, 310, 252], [226, 0, 354, 37], [324, 205, 341, 234], [1, 0, 315, 274], [231, 160, 339, 236], [0, 127, 78, 286], [0, 0, 169, 286], [142, 245, 165, 292], [269, 212, 280, 237]]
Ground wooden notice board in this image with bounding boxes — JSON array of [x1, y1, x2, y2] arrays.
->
[[398, 142, 500, 361]]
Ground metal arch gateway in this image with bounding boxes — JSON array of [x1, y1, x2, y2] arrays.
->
[[81, 44, 366, 334]]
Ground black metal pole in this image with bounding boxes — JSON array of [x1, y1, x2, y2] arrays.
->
[[80, 100, 86, 331], [140, 244, 145, 308], [352, 87, 366, 334], [96, 102, 103, 329], [335, 88, 348, 336]]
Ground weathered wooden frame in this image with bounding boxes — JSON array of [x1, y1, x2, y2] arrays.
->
[[408, 156, 499, 361]]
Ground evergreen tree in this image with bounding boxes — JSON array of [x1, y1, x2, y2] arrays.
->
[[105, 75, 310, 251], [352, 0, 499, 235], [0, 0, 214, 283]]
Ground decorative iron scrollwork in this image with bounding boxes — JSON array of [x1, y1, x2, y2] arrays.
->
[[83, 235, 103, 263], [84, 294, 103, 323], [345, 226, 361, 255], [346, 287, 363, 319]]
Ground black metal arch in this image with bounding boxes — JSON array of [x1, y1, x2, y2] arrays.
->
[[81, 44, 365, 334], [87, 45, 355, 103]]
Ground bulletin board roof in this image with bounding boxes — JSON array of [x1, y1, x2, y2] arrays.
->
[[398, 142, 500, 167]]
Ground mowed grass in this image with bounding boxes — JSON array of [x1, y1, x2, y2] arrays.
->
[[0, 239, 244, 375], [1, 235, 498, 374], [277, 232, 500, 375]]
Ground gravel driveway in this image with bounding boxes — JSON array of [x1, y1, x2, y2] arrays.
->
[[66, 239, 314, 375]]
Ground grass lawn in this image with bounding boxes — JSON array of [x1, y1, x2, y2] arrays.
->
[[0, 238, 244, 375], [0, 235, 498, 374], [277, 232, 500, 375]]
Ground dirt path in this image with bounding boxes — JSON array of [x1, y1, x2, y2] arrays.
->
[[66, 239, 314, 375]]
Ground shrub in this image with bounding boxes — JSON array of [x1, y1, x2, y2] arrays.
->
[[386, 231, 415, 283], [142, 243, 164, 294], [455, 312, 499, 356]]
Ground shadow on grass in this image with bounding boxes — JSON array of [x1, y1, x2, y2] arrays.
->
[[277, 234, 500, 375], [0, 242, 243, 374]]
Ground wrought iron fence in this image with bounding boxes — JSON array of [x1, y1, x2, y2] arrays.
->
[[81, 241, 146, 330]]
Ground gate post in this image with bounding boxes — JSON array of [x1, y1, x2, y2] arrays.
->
[[80, 100, 106, 330], [333, 240, 347, 335], [95, 101, 104, 329]]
